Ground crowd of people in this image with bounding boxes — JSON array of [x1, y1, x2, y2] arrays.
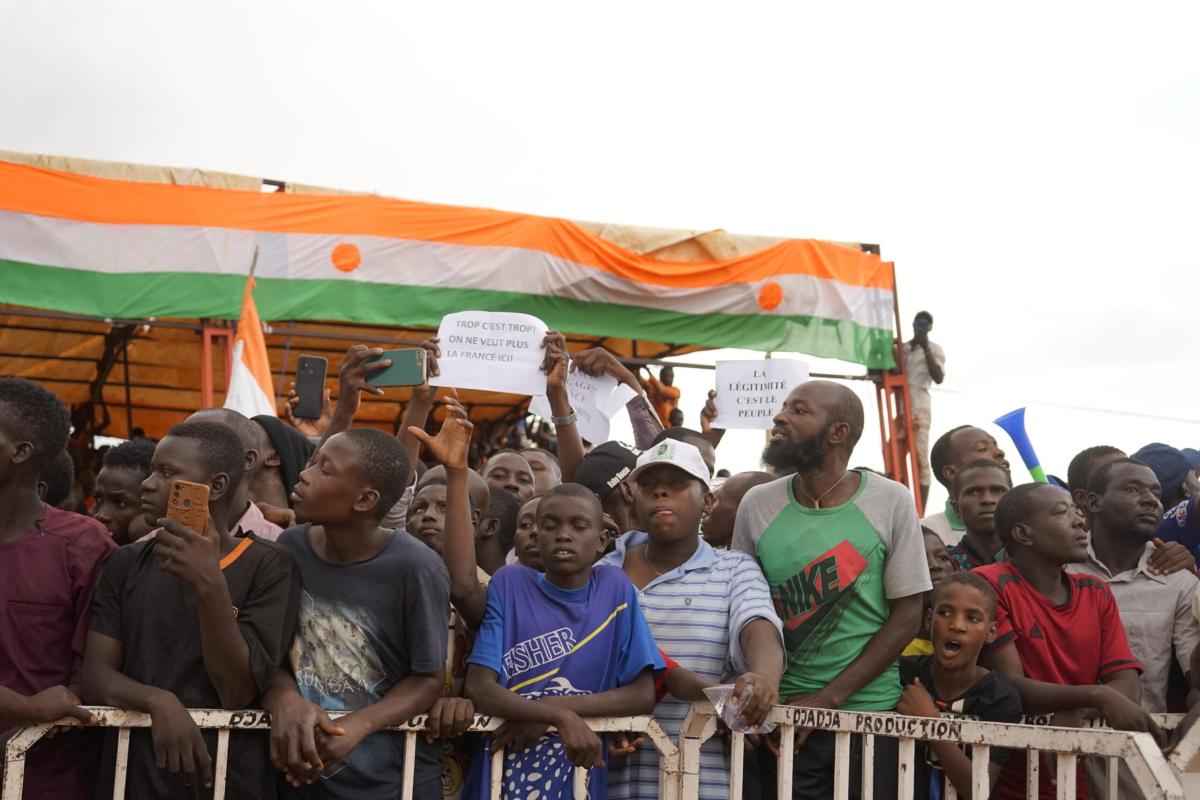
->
[[2, 329, 1200, 800]]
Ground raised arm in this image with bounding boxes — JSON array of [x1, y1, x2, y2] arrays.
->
[[923, 344, 944, 384], [397, 337, 442, 479], [315, 345, 388, 452], [542, 331, 585, 473], [567, 346, 662, 458], [408, 390, 488, 628], [699, 389, 725, 449]]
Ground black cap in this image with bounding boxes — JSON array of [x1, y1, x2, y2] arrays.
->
[[252, 415, 316, 499], [575, 441, 641, 502]]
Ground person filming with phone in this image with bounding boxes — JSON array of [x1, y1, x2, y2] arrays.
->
[[82, 421, 300, 799]]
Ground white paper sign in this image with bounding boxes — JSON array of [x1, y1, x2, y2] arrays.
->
[[429, 311, 548, 396], [529, 370, 638, 444], [712, 359, 809, 429]]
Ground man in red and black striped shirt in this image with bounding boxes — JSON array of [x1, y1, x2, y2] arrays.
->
[[974, 483, 1157, 799]]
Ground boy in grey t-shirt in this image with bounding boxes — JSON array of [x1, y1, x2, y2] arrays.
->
[[264, 429, 450, 800]]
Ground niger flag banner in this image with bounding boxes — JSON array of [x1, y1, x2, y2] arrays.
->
[[0, 159, 897, 368], [223, 275, 276, 418]]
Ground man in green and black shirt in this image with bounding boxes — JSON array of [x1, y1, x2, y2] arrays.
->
[[733, 381, 931, 800]]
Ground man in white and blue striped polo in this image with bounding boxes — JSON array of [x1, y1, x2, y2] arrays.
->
[[603, 439, 785, 800]]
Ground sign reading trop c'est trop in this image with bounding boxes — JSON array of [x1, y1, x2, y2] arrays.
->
[[429, 311, 548, 396], [712, 358, 810, 429]]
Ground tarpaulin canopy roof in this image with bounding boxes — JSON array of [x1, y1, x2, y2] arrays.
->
[[0, 151, 895, 439]]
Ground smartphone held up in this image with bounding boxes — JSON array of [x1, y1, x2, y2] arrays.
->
[[292, 355, 328, 420], [365, 348, 427, 388]]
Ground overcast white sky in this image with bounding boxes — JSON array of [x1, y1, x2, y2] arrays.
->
[[2, 1, 1198, 508]]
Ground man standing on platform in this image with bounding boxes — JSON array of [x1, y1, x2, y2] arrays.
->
[[905, 311, 945, 507]]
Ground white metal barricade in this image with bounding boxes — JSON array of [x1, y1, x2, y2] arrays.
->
[[2, 707, 680, 800], [681, 703, 1189, 800], [8, 704, 1200, 799]]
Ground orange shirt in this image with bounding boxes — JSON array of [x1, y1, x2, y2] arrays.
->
[[645, 375, 681, 424]]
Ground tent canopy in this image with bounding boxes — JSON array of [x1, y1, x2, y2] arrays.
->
[[0, 152, 896, 439], [0, 305, 705, 439]]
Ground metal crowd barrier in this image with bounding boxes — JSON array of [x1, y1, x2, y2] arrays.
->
[[1, 707, 679, 800], [681, 704, 1189, 800], [5, 704, 1199, 799]]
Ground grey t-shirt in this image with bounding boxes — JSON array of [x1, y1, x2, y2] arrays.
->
[[278, 525, 451, 800]]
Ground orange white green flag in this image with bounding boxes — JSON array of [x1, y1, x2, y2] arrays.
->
[[223, 276, 276, 418], [0, 158, 898, 369]]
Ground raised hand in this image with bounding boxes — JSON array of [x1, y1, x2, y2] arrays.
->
[[700, 390, 720, 434], [284, 383, 332, 437], [570, 346, 622, 379], [541, 331, 569, 392], [335, 345, 387, 422], [407, 390, 473, 470], [412, 337, 442, 405]]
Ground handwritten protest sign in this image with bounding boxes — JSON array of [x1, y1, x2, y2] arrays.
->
[[529, 370, 637, 444], [429, 311, 548, 395], [712, 358, 809, 429]]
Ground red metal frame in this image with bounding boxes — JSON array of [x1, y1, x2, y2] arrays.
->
[[874, 262, 923, 516], [200, 325, 233, 409]]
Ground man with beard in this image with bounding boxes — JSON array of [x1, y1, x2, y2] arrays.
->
[[732, 381, 931, 800]]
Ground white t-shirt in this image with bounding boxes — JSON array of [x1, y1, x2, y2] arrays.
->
[[905, 340, 945, 409]]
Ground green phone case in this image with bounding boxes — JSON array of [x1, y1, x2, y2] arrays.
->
[[364, 348, 427, 387]]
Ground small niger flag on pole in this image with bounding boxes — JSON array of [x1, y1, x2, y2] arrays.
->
[[224, 270, 277, 418]]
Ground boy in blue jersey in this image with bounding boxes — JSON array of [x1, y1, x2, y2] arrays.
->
[[463, 482, 663, 800]]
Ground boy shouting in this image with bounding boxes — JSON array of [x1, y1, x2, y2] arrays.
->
[[898, 572, 1022, 799]]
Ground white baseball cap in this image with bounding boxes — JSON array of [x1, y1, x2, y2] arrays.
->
[[626, 439, 712, 490]]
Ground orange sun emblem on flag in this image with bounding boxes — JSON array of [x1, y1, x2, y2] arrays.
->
[[758, 281, 783, 311], [331, 243, 362, 272]]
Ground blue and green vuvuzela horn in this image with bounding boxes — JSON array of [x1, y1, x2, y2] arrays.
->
[[993, 408, 1048, 484]]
